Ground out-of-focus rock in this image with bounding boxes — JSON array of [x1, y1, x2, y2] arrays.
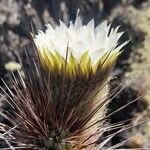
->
[[4, 61, 21, 71]]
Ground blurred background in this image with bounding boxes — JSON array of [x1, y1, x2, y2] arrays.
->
[[0, 0, 150, 148]]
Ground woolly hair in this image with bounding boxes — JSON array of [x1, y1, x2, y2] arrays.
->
[[0, 15, 128, 149]]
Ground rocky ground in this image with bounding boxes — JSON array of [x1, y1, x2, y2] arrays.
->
[[0, 0, 150, 148]]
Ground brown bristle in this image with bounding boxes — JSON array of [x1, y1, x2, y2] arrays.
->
[[0, 46, 118, 149]]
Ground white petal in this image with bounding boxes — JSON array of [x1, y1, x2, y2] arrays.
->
[[74, 16, 82, 29], [114, 40, 130, 52], [71, 41, 86, 60], [90, 49, 105, 65], [34, 16, 128, 66]]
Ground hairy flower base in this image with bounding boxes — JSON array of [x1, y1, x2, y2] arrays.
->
[[0, 48, 113, 149]]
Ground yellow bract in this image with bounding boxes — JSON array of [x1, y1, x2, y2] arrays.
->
[[36, 45, 120, 78]]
